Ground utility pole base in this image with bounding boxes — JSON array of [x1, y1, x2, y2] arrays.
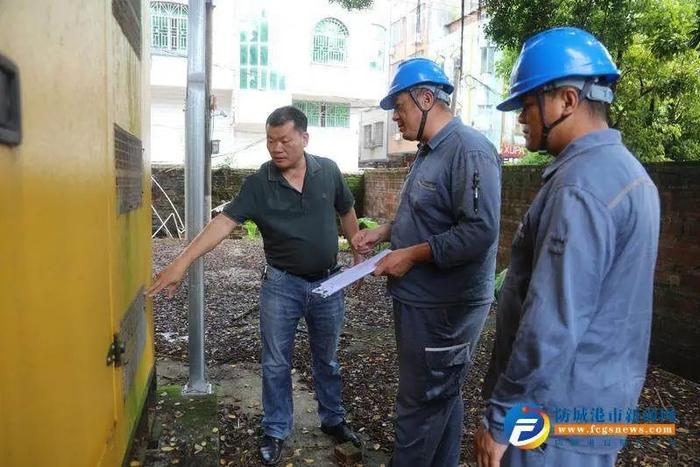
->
[[182, 381, 213, 395]]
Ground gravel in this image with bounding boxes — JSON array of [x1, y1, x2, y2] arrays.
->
[[152, 238, 699, 466]]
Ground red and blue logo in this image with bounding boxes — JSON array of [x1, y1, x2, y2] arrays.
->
[[504, 404, 551, 449]]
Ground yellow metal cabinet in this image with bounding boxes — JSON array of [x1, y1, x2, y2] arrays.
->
[[0, 1, 154, 466]]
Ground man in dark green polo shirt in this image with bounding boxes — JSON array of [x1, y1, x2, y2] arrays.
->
[[147, 106, 362, 465]]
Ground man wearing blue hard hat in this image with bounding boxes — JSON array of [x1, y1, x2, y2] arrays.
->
[[353, 57, 502, 465], [474, 27, 660, 466]]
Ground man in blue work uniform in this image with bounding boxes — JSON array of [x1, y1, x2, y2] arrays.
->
[[148, 106, 362, 465], [353, 58, 502, 466], [474, 28, 660, 467]]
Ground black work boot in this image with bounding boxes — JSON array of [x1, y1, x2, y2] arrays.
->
[[320, 419, 362, 447], [258, 434, 284, 465]]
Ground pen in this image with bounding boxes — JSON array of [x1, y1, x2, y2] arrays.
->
[[473, 170, 480, 214]]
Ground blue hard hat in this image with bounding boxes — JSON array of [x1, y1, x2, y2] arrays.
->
[[380, 57, 454, 110], [497, 27, 621, 112]]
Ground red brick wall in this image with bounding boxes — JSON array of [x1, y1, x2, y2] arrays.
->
[[363, 162, 700, 382], [496, 166, 543, 269], [645, 163, 700, 382], [363, 169, 408, 222]]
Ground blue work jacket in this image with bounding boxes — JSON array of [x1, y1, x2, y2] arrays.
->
[[484, 129, 660, 453], [390, 118, 502, 307]]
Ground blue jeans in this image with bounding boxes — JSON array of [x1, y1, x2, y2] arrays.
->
[[259, 264, 346, 439], [391, 300, 491, 467]]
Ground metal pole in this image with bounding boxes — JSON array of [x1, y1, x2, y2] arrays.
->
[[452, 0, 465, 115], [204, 0, 214, 223], [184, 0, 211, 395]]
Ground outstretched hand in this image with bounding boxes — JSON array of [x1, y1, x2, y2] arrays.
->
[[351, 226, 386, 255], [145, 259, 187, 299]]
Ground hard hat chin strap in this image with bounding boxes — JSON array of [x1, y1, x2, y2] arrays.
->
[[536, 91, 569, 153], [535, 81, 593, 153], [409, 88, 437, 143]]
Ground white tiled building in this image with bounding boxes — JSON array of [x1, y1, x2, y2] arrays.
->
[[149, 0, 390, 172], [358, 0, 524, 166], [438, 5, 525, 159]]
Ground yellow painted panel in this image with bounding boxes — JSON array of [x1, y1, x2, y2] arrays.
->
[[100, 3, 155, 465], [0, 1, 154, 466]]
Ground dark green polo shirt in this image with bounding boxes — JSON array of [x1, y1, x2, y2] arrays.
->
[[222, 153, 354, 276]]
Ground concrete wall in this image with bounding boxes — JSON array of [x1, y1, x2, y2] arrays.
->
[[361, 163, 700, 382]]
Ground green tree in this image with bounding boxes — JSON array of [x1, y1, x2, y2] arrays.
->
[[484, 0, 700, 162], [328, 0, 373, 10], [688, 6, 700, 49]]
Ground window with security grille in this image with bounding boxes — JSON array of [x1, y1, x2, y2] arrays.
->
[[363, 121, 384, 148], [312, 18, 349, 65], [389, 119, 400, 136], [363, 124, 372, 148], [293, 100, 350, 128], [240, 10, 286, 90], [372, 121, 384, 146], [151, 2, 188, 55], [481, 46, 496, 74], [369, 24, 386, 71], [390, 18, 405, 46]]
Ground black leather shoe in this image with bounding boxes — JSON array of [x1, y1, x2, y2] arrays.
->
[[258, 435, 284, 466], [320, 420, 362, 447]]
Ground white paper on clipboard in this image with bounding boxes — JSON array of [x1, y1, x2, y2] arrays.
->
[[311, 249, 392, 298]]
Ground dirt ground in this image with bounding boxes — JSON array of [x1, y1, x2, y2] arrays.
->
[[148, 238, 699, 466]]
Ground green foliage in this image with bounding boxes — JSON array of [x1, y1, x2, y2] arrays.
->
[[691, 7, 700, 49], [494, 46, 519, 82], [517, 151, 554, 166], [358, 217, 379, 230], [338, 236, 351, 252], [484, 0, 644, 59], [328, 0, 373, 10], [494, 268, 508, 299], [484, 0, 700, 162], [374, 242, 391, 254], [242, 220, 259, 239], [343, 173, 365, 217]]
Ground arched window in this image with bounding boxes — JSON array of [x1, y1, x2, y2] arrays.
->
[[151, 2, 188, 55], [312, 18, 349, 65]]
